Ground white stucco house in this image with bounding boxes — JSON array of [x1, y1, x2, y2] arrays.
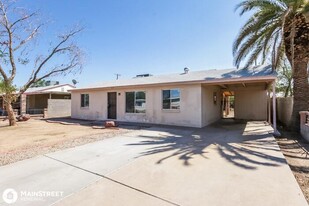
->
[[70, 65, 277, 128]]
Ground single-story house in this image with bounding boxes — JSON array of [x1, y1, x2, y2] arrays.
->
[[70, 65, 277, 128], [21, 84, 75, 114], [0, 84, 75, 116]]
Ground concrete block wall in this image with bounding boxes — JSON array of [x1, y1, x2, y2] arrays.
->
[[277, 97, 293, 127], [47, 99, 71, 118]]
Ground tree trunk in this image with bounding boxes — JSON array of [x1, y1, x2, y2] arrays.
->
[[5, 98, 17, 126], [284, 14, 309, 131], [290, 61, 309, 131]]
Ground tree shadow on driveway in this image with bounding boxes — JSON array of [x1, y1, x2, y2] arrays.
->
[[127, 121, 287, 170]]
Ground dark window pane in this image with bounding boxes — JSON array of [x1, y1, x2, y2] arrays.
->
[[85, 94, 89, 107], [162, 89, 180, 109], [163, 99, 171, 109], [162, 90, 170, 100], [135, 91, 145, 100], [81, 94, 89, 107], [126, 92, 135, 113]]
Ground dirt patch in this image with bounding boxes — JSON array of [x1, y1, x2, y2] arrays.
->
[[276, 130, 309, 204], [0, 118, 140, 166]]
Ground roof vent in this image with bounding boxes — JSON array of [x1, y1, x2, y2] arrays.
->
[[184, 67, 189, 74], [135, 74, 152, 78]]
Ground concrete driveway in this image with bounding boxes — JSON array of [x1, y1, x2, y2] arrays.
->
[[0, 121, 307, 206]]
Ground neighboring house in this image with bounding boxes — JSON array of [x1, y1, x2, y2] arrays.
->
[[22, 84, 75, 114], [70, 65, 277, 128], [0, 84, 75, 116]]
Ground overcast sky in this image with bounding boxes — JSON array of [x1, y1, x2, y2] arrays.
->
[[13, 0, 248, 87]]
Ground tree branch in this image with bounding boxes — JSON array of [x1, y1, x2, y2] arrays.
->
[[0, 1, 17, 82], [0, 64, 8, 81], [10, 12, 36, 28], [14, 24, 42, 51], [20, 53, 81, 94], [30, 28, 83, 82]]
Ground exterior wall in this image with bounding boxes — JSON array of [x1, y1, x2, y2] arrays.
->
[[71, 84, 203, 127], [201, 85, 222, 127], [47, 99, 71, 118], [234, 86, 267, 120], [277, 97, 293, 127], [71, 83, 269, 127], [26, 93, 71, 114]]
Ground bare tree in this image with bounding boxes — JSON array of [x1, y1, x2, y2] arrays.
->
[[0, 0, 83, 126]]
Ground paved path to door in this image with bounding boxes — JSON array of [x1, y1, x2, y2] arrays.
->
[[0, 121, 307, 206]]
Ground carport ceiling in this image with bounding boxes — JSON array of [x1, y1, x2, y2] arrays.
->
[[208, 82, 270, 90]]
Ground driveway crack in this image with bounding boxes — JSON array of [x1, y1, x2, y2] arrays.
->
[[43, 154, 181, 206]]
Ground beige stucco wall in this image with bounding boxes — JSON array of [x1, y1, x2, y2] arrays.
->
[[277, 97, 293, 127], [234, 86, 267, 120], [71, 84, 203, 127], [201, 85, 222, 127], [71, 83, 268, 127]]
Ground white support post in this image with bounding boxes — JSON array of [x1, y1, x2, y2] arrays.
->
[[272, 82, 280, 136], [222, 93, 225, 118]]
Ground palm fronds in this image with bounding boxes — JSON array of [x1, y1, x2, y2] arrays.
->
[[233, 0, 308, 69]]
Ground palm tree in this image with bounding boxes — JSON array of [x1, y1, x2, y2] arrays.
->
[[234, 0, 309, 131]]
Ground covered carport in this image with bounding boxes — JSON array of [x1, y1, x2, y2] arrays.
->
[[201, 66, 279, 134]]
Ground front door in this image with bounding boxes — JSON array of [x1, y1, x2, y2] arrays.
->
[[108, 92, 117, 119]]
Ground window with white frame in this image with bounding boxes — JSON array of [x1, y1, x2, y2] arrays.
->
[[162, 89, 180, 109], [81, 94, 89, 108], [126, 91, 146, 113]]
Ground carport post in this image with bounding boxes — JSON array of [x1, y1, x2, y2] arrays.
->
[[268, 90, 271, 124], [272, 82, 280, 136]]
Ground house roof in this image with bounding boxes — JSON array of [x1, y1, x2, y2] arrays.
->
[[72, 65, 276, 92], [24, 84, 75, 95]]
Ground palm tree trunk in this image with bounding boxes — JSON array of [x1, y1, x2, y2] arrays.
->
[[290, 60, 309, 131], [284, 14, 309, 131]]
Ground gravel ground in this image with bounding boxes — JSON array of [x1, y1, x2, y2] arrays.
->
[[0, 118, 141, 166], [276, 130, 309, 204]]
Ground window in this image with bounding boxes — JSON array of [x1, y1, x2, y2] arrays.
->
[[162, 89, 180, 109], [126, 91, 146, 113], [81, 94, 89, 108]]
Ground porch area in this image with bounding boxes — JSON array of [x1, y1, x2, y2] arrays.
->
[[201, 78, 279, 134], [25, 93, 70, 115]]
